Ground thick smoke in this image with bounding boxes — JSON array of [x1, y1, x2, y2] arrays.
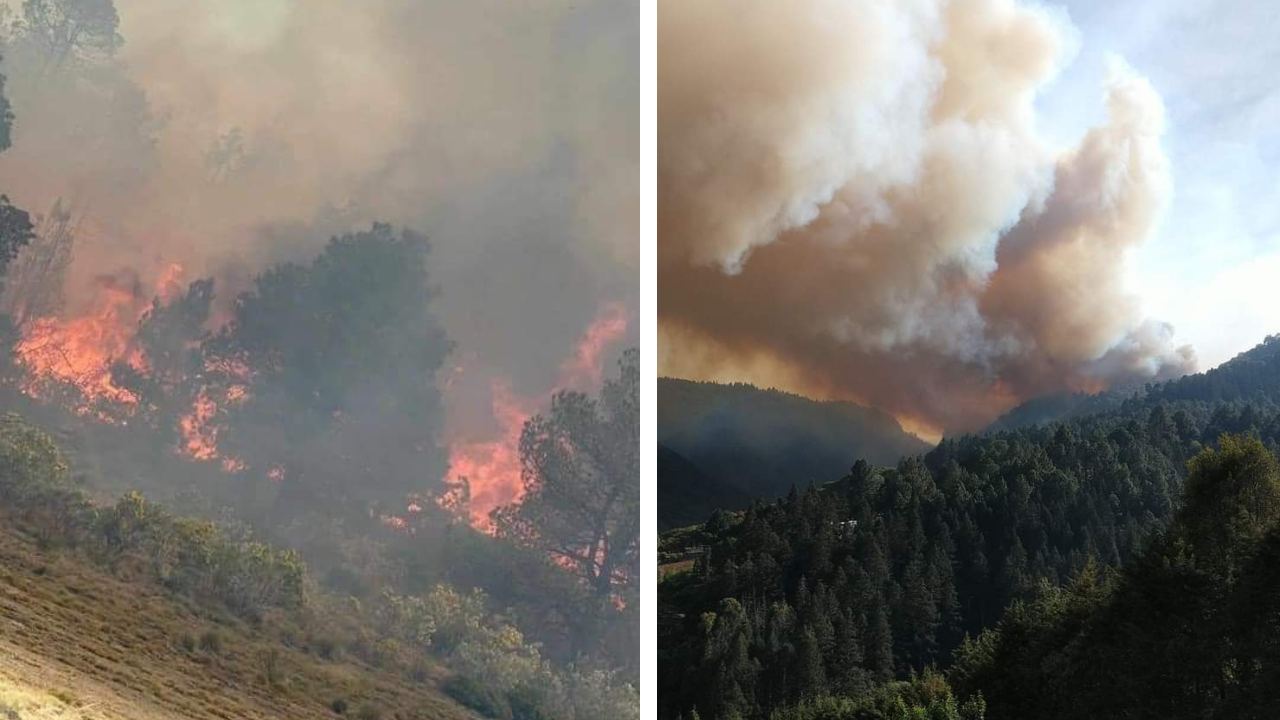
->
[[659, 0, 1194, 437], [0, 0, 636, 463]]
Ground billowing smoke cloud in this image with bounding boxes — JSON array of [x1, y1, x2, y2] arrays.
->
[[0, 1, 637, 487], [659, 0, 1194, 437]]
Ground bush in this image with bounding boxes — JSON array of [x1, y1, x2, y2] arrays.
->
[[198, 629, 223, 654], [260, 648, 287, 689], [314, 635, 339, 660], [444, 674, 510, 719], [330, 698, 348, 715]]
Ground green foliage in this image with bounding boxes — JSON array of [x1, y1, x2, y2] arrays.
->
[[0, 196, 33, 279], [15, 0, 123, 69], [767, 671, 982, 720], [202, 223, 452, 513], [950, 436, 1280, 719], [660, 335, 1280, 719], [444, 674, 510, 719], [0, 414, 305, 615], [0, 65, 12, 151], [198, 629, 223, 654]]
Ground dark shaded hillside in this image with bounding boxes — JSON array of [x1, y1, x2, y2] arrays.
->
[[658, 443, 751, 531], [658, 378, 930, 515]]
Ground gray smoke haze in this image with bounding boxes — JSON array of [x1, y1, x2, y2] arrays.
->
[[0, 0, 637, 441], [659, 0, 1194, 437]]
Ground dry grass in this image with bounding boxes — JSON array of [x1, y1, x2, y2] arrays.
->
[[0, 679, 94, 719], [0, 521, 476, 720], [657, 560, 694, 581]]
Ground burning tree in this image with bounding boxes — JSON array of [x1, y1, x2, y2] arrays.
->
[[492, 348, 639, 606], [204, 223, 452, 516]]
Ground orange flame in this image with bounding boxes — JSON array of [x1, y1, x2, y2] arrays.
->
[[446, 302, 629, 531], [177, 359, 251, 470], [14, 262, 251, 472], [14, 271, 155, 414], [447, 381, 530, 529]]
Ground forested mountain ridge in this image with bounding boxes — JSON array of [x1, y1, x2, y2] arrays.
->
[[658, 378, 930, 519], [659, 334, 1280, 720], [989, 335, 1280, 432]]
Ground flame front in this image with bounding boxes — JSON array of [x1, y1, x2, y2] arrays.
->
[[448, 380, 530, 529], [14, 273, 150, 413], [446, 302, 629, 531], [14, 263, 249, 472]]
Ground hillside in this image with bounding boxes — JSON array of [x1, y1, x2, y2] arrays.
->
[[0, 519, 471, 720], [0, 413, 636, 720], [659, 334, 1280, 720], [658, 378, 930, 517], [988, 335, 1280, 432], [657, 444, 751, 531]]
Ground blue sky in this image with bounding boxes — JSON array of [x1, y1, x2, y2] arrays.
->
[[1039, 0, 1280, 369]]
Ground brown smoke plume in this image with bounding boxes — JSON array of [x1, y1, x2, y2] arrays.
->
[[659, 0, 1194, 438]]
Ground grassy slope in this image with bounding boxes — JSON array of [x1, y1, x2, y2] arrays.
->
[[0, 519, 474, 720]]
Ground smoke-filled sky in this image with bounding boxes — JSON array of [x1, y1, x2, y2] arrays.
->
[[1039, 0, 1280, 374], [659, 0, 1277, 439], [0, 0, 637, 445]]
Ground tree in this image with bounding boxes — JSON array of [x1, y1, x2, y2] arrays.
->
[[0, 60, 12, 151], [206, 223, 452, 514], [1177, 433, 1280, 571], [113, 277, 213, 439], [0, 196, 34, 282], [15, 0, 122, 70], [494, 349, 639, 605]]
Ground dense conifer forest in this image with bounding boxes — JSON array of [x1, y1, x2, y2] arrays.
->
[[659, 336, 1280, 720]]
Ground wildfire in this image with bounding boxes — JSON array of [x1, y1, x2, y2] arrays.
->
[[13, 262, 251, 471], [179, 391, 219, 459], [177, 358, 251, 470], [558, 302, 629, 390], [445, 302, 630, 531], [14, 271, 154, 413], [447, 380, 530, 530]]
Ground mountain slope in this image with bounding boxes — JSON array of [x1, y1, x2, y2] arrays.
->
[[989, 334, 1280, 432], [0, 518, 472, 720], [658, 334, 1280, 720], [657, 443, 751, 531], [658, 378, 930, 517]]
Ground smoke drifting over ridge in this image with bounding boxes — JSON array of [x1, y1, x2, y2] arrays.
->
[[659, 0, 1194, 437], [0, 1, 636, 507]]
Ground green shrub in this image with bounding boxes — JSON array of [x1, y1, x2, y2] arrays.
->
[[260, 648, 287, 689], [444, 674, 510, 719], [314, 635, 339, 660], [198, 629, 223, 654]]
